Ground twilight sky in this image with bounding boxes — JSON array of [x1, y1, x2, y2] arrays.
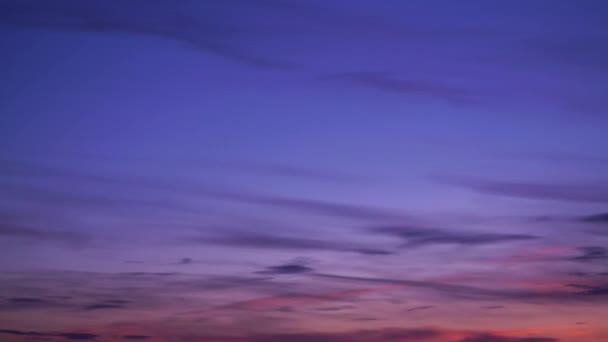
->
[[1, 1, 608, 341]]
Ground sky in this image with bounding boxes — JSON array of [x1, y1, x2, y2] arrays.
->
[[1, 1, 608, 341]]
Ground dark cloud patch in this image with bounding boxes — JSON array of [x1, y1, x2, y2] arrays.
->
[[178, 257, 194, 265], [0, 329, 98, 340], [570, 271, 590, 277], [458, 334, 557, 342], [449, 178, 608, 203], [351, 248, 395, 255], [104, 299, 130, 305], [566, 284, 608, 296], [406, 305, 434, 313], [482, 305, 505, 310], [9, 297, 46, 304], [258, 263, 314, 275], [570, 246, 608, 262], [82, 303, 126, 311], [122, 336, 151, 340], [205, 327, 441, 342], [59, 333, 98, 340], [352, 316, 379, 321], [204, 232, 393, 256], [122, 272, 178, 277], [580, 213, 608, 223], [369, 226, 537, 247], [0, 329, 48, 337], [316, 305, 354, 311], [320, 72, 470, 102]]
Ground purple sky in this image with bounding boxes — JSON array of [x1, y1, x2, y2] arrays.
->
[[1, 1, 608, 341]]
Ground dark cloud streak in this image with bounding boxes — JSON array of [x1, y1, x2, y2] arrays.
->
[[369, 225, 538, 247]]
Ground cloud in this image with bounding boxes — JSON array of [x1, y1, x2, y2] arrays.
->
[[9, 297, 46, 304], [458, 334, 558, 342], [122, 336, 151, 340], [369, 225, 538, 247], [448, 178, 608, 203], [214, 192, 405, 221], [570, 246, 608, 262], [82, 303, 126, 311], [0, 329, 98, 340], [204, 327, 442, 342], [258, 263, 315, 275], [121, 272, 177, 277], [580, 213, 608, 223], [566, 284, 608, 296], [196, 329, 555, 342], [60, 333, 99, 341], [316, 305, 354, 311], [0, 222, 88, 245], [406, 305, 435, 313], [320, 72, 470, 102], [204, 232, 393, 255], [482, 305, 505, 310], [178, 257, 194, 265], [202, 160, 362, 183], [227, 287, 381, 311], [0, 0, 293, 69], [313, 273, 608, 303]]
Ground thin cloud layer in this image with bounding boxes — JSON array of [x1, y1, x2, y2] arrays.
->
[[0, 0, 293, 69], [370, 225, 538, 247], [202, 232, 394, 255], [2, 1, 608, 341], [321, 72, 471, 102], [450, 178, 608, 203]]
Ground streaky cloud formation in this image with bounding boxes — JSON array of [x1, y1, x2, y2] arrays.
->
[[320, 72, 471, 102], [0, 329, 98, 340], [258, 262, 315, 275], [458, 335, 557, 342], [202, 231, 394, 255], [1, 0, 608, 341], [0, 0, 293, 69], [580, 212, 608, 223], [369, 225, 538, 247], [449, 178, 608, 203], [570, 246, 608, 262]]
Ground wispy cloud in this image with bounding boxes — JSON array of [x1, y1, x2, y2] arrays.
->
[[458, 334, 557, 342], [313, 272, 608, 303], [369, 225, 538, 247], [257, 262, 315, 275], [406, 305, 435, 313], [566, 283, 608, 296], [570, 246, 608, 262], [201, 231, 393, 255], [0, 329, 98, 340], [0, 0, 293, 69], [320, 71, 471, 102], [446, 178, 608, 203], [169, 328, 560, 342], [580, 212, 608, 224], [0, 221, 89, 245]]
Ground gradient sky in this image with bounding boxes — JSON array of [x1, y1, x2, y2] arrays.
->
[[1, 1, 608, 341]]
